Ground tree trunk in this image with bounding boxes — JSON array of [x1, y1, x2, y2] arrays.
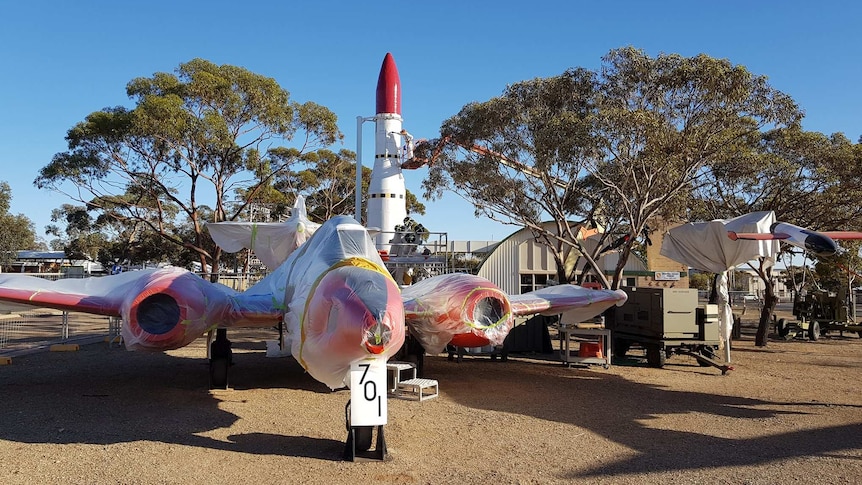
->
[[755, 275, 777, 347], [209, 247, 222, 284], [611, 244, 632, 290]]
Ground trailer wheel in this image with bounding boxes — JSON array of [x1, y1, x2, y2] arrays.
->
[[776, 318, 790, 338], [614, 338, 631, 357], [808, 321, 820, 341], [646, 344, 666, 368]]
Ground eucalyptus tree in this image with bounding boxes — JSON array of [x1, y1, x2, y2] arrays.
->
[[0, 182, 37, 268], [419, 66, 614, 286], [35, 59, 341, 277], [694, 127, 862, 345], [270, 148, 425, 224], [422, 47, 801, 288]]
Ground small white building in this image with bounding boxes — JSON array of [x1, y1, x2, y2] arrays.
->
[[472, 221, 685, 295]]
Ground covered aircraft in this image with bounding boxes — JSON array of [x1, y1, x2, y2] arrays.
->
[[206, 196, 321, 269], [728, 221, 862, 258], [0, 215, 627, 391]]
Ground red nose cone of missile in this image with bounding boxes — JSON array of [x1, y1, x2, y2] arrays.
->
[[376, 52, 401, 115]]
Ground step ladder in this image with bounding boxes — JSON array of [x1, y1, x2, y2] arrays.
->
[[396, 378, 439, 401], [386, 361, 439, 401]]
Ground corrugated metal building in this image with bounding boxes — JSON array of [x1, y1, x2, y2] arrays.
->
[[475, 221, 688, 295]]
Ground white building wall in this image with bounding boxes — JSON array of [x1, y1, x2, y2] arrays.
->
[[476, 231, 524, 295], [476, 222, 649, 294]]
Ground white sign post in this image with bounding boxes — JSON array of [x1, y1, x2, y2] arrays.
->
[[349, 355, 387, 426]]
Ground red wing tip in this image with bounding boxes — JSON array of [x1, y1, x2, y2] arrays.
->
[[823, 231, 862, 240]]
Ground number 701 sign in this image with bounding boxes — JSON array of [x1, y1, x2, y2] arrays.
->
[[350, 355, 387, 426]]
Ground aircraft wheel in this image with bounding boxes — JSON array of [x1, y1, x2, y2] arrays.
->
[[808, 321, 820, 341], [646, 344, 666, 368], [209, 357, 229, 389], [354, 426, 373, 452]]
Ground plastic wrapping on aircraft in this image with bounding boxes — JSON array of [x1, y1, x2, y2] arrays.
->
[[0, 216, 405, 390], [401, 273, 513, 354], [0, 267, 281, 351], [207, 196, 321, 269], [510, 285, 628, 320], [401, 275, 628, 355], [252, 215, 405, 388], [118, 269, 236, 350]]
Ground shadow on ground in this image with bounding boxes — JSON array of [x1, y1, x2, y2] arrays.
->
[[0, 338, 344, 460], [428, 337, 862, 480]]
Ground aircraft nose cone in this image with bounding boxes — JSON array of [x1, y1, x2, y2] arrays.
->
[[364, 318, 392, 355], [805, 233, 838, 257]]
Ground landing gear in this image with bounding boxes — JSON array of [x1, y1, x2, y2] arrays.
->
[[209, 328, 232, 389], [394, 333, 426, 377], [354, 426, 373, 451], [697, 346, 718, 367], [343, 400, 387, 461]]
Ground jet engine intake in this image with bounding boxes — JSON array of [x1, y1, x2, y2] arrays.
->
[[402, 273, 513, 354], [121, 270, 218, 351]]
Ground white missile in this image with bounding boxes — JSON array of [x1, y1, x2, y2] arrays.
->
[[367, 52, 408, 252]]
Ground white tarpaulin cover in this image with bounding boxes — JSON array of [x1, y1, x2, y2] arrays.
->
[[660, 211, 780, 348], [207, 196, 321, 269]]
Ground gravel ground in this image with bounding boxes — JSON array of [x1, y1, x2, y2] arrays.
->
[[1, 319, 861, 484]]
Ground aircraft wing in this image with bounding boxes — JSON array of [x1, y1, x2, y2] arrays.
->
[[822, 231, 862, 239], [402, 274, 627, 354], [510, 285, 628, 318], [0, 216, 406, 392], [728, 222, 862, 258], [731, 230, 862, 242], [0, 268, 281, 351]]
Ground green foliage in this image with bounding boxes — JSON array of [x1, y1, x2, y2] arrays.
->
[[694, 128, 862, 230], [35, 59, 341, 273], [814, 241, 862, 291], [258, 149, 424, 224], [422, 47, 801, 288], [0, 182, 37, 267], [689, 272, 713, 291]]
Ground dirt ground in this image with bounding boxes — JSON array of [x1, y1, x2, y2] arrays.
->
[[1, 316, 861, 485]]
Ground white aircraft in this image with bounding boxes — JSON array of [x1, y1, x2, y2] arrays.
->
[[0, 213, 627, 391], [729, 221, 862, 258]]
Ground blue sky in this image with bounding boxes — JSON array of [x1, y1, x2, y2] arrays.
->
[[1, 1, 860, 244]]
